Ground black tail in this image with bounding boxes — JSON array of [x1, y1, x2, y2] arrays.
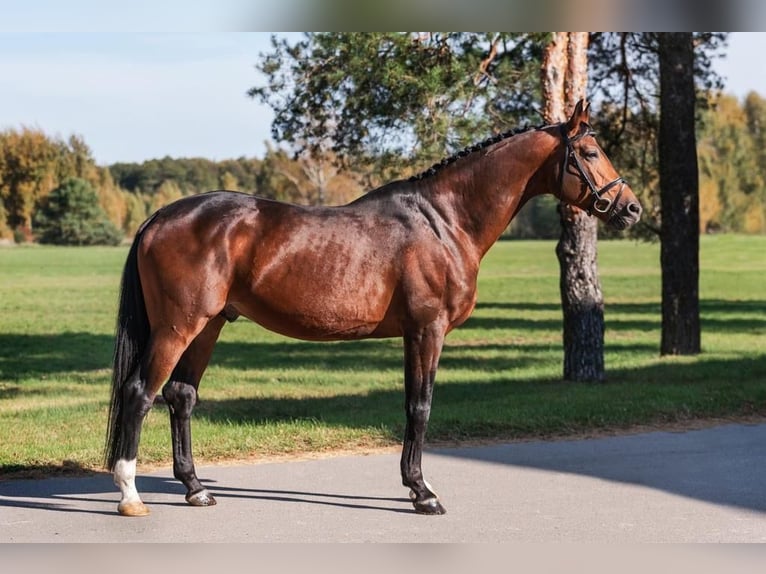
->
[[105, 226, 151, 470]]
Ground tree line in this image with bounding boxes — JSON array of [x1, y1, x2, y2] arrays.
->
[[0, 131, 367, 244]]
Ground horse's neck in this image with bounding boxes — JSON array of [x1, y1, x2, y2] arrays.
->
[[426, 130, 556, 257]]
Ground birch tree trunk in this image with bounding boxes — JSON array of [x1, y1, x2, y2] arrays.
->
[[542, 32, 605, 382]]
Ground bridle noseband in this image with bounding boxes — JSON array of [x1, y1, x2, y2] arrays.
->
[[559, 124, 626, 217]]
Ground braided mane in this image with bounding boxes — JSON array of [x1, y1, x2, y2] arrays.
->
[[408, 124, 543, 182]]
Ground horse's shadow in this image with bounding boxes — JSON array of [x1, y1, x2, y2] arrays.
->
[[0, 471, 414, 516], [193, 481, 414, 514]]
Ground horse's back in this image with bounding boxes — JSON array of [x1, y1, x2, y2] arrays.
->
[[135, 191, 408, 340]]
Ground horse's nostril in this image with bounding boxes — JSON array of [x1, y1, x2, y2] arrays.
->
[[627, 202, 641, 215]]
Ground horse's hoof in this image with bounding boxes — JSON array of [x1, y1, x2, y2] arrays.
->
[[117, 500, 150, 517], [186, 489, 217, 507], [413, 497, 446, 515]]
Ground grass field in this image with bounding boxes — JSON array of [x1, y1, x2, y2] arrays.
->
[[1, 235, 765, 477]]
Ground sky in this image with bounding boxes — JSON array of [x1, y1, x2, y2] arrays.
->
[[0, 31, 764, 166], [0, 33, 289, 165]]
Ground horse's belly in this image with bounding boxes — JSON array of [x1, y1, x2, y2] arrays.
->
[[232, 229, 404, 340], [233, 286, 396, 341]]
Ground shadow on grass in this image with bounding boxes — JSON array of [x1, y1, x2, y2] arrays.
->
[[0, 297, 762, 384], [0, 460, 103, 481], [0, 332, 556, 382], [192, 353, 766, 428], [0, 332, 114, 381], [473, 299, 765, 334]]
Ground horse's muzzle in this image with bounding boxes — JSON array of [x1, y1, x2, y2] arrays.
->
[[608, 200, 642, 230]]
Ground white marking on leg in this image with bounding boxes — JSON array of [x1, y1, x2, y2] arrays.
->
[[409, 480, 439, 501], [424, 479, 439, 498], [113, 458, 142, 506]]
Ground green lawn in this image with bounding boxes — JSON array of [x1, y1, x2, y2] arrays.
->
[[1, 235, 765, 477]]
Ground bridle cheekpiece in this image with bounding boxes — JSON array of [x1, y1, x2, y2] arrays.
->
[[558, 123, 626, 217]]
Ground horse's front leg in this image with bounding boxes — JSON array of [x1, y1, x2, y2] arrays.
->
[[400, 324, 447, 515]]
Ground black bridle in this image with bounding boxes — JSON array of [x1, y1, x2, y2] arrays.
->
[[559, 124, 626, 217]]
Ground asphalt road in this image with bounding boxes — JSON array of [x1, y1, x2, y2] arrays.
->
[[1, 422, 765, 542]]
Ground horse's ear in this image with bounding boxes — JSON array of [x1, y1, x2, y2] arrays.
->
[[565, 99, 590, 138]]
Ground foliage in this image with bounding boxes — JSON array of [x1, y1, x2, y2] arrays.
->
[[0, 128, 273, 240], [697, 92, 766, 233], [33, 178, 122, 246], [589, 102, 660, 239], [250, 33, 762, 238], [250, 32, 545, 180], [0, 128, 136, 240], [593, 89, 766, 237], [0, 197, 11, 240], [0, 127, 76, 235], [589, 33, 726, 114], [255, 143, 363, 205], [506, 195, 560, 239], [587, 33, 728, 238], [147, 179, 183, 215], [109, 156, 263, 197]]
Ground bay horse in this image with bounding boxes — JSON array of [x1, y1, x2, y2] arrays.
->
[[106, 100, 641, 517]]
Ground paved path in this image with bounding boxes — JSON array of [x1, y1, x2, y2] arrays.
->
[[1, 422, 765, 542]]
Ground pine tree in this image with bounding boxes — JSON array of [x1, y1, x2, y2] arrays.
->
[[34, 178, 122, 246]]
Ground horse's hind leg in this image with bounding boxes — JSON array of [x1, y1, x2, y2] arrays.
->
[[162, 315, 226, 507], [113, 324, 206, 516], [112, 368, 154, 517]]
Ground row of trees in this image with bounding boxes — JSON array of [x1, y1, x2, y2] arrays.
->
[[1, 88, 765, 245], [0, 128, 151, 243], [0, 130, 367, 243]]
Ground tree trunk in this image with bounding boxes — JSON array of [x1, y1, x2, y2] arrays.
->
[[542, 32, 605, 382], [658, 33, 701, 355]]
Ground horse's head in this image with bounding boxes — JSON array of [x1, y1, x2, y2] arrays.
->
[[555, 100, 642, 230]]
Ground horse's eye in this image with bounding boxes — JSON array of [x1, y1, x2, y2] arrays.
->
[[582, 149, 599, 160]]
